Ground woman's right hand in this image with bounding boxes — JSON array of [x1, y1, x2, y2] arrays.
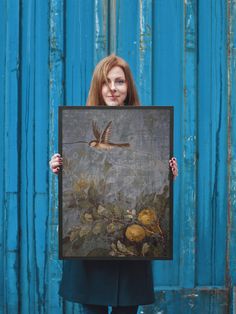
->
[[49, 153, 63, 174]]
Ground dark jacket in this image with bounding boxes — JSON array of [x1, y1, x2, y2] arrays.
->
[[59, 260, 155, 306]]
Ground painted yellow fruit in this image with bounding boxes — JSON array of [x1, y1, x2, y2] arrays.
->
[[125, 224, 146, 242], [138, 209, 157, 226]]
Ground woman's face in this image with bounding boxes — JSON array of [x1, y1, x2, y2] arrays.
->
[[102, 66, 128, 106]]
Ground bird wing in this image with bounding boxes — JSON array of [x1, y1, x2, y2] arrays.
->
[[101, 121, 112, 143], [92, 121, 101, 141]]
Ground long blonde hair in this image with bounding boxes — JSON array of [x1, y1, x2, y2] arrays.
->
[[86, 54, 140, 106]]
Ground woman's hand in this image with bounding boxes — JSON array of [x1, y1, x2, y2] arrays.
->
[[49, 153, 63, 174], [169, 157, 178, 179]]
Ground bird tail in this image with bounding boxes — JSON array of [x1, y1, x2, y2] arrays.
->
[[117, 143, 130, 147], [63, 140, 88, 145]]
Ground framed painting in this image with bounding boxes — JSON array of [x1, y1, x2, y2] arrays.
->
[[59, 106, 173, 259]]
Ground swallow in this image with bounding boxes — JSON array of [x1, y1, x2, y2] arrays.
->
[[63, 121, 130, 150], [89, 121, 130, 150]]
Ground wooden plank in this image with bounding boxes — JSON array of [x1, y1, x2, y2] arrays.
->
[[152, 0, 183, 286], [233, 286, 236, 314], [179, 0, 197, 287], [20, 0, 37, 311], [228, 0, 236, 284], [115, 0, 139, 87], [196, 0, 214, 285], [228, 0, 236, 293], [109, 0, 116, 53], [48, 0, 65, 312], [0, 0, 6, 310], [65, 0, 95, 106], [137, 0, 152, 106], [3, 0, 20, 312], [94, 0, 108, 64], [34, 1, 50, 313], [114, 0, 153, 105], [5, 194, 20, 314], [197, 0, 228, 285]]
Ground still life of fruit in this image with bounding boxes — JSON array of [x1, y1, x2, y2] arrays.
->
[[62, 176, 171, 258]]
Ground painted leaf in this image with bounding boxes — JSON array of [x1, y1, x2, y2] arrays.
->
[[92, 222, 103, 235], [79, 225, 92, 237], [142, 242, 150, 256], [69, 227, 81, 242]]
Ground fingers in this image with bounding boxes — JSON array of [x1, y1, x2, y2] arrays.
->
[[169, 157, 178, 179], [52, 167, 61, 174], [49, 153, 63, 174], [171, 167, 178, 179], [52, 153, 61, 159]]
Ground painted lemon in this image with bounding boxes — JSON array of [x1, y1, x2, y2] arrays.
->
[[138, 209, 157, 226], [125, 224, 146, 242]]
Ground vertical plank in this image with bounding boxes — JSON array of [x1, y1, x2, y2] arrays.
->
[[109, 0, 116, 53], [4, 0, 20, 312], [94, 0, 108, 64], [152, 0, 183, 286], [115, 0, 153, 105], [48, 0, 65, 312], [115, 0, 139, 86], [179, 0, 197, 287], [228, 0, 236, 296], [34, 1, 50, 313], [137, 0, 152, 106], [65, 0, 95, 106], [197, 0, 228, 286], [211, 0, 228, 285], [196, 0, 213, 285], [0, 0, 6, 310], [20, 0, 36, 312]]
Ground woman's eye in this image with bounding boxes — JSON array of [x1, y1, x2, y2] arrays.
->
[[116, 80, 125, 85]]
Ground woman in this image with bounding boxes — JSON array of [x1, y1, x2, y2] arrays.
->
[[50, 54, 178, 314]]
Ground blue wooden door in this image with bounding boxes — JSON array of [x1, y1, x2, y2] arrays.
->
[[0, 0, 235, 313]]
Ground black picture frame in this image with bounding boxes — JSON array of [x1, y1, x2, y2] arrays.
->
[[59, 106, 174, 260]]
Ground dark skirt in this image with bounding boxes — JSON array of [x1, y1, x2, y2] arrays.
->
[[59, 260, 155, 306]]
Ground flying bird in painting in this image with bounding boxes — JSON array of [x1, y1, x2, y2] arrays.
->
[[89, 121, 130, 150], [64, 121, 130, 150]]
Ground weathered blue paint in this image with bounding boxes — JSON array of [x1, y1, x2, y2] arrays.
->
[[18, 1, 50, 313], [0, 1, 5, 309], [1, 1, 21, 313], [152, 0, 183, 287], [48, 0, 65, 313], [94, 0, 108, 63], [179, 0, 197, 288], [228, 1, 236, 313], [197, 0, 228, 287], [0, 0, 235, 313], [144, 288, 229, 314]]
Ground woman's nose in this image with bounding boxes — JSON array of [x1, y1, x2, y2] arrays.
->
[[109, 81, 116, 90]]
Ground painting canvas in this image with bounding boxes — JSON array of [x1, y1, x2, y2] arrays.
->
[[59, 106, 173, 259]]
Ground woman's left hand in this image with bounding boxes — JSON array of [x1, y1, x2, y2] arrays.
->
[[169, 157, 178, 179]]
